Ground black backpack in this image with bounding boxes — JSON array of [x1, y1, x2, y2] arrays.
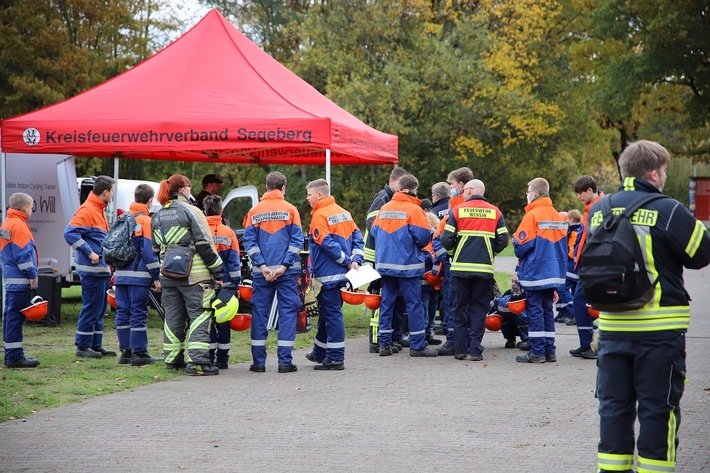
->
[[579, 193, 666, 312], [102, 212, 143, 267]]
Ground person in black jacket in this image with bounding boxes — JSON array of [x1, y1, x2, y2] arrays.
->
[[591, 140, 710, 473]]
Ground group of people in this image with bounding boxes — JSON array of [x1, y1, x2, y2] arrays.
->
[[3, 140, 710, 473]]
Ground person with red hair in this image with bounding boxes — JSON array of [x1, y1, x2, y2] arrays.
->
[[151, 174, 224, 376]]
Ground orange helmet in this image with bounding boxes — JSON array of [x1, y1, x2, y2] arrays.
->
[[340, 288, 366, 305], [238, 281, 253, 302], [364, 293, 381, 310], [507, 296, 526, 314], [485, 313, 503, 331], [586, 303, 600, 319], [21, 295, 48, 321], [106, 289, 117, 309], [230, 313, 252, 331], [423, 271, 444, 288]]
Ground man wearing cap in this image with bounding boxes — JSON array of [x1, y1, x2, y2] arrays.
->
[[195, 174, 224, 210]]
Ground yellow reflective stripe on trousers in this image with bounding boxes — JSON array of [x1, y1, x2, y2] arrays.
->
[[637, 454, 676, 472], [685, 219, 707, 257], [163, 323, 184, 363], [597, 452, 634, 471]]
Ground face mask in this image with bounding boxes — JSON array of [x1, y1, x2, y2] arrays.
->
[[526, 192, 535, 204], [450, 188, 460, 197]]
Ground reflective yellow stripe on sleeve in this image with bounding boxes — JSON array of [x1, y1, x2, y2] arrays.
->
[[685, 220, 707, 257]]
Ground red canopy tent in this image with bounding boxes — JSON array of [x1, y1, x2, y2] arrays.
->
[[0, 9, 397, 166]]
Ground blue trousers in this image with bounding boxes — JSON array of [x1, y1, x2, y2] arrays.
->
[[450, 276, 489, 356], [597, 334, 685, 473], [250, 273, 299, 367], [378, 276, 427, 350], [210, 321, 231, 364], [573, 283, 595, 349], [75, 275, 111, 349], [310, 285, 346, 362], [440, 260, 454, 343], [3, 291, 31, 363], [501, 311, 529, 342], [115, 284, 151, 353], [555, 276, 576, 315], [525, 289, 555, 356]]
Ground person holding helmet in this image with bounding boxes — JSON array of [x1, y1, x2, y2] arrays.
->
[[203, 195, 242, 369], [113, 184, 162, 366], [305, 179, 364, 370], [369, 174, 438, 358], [243, 172, 303, 373], [152, 174, 224, 376], [441, 179, 509, 361], [1, 192, 40, 368]]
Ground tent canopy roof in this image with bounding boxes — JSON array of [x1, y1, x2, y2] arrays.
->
[[0, 9, 397, 165]]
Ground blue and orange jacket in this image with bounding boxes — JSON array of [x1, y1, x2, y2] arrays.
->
[[1, 208, 38, 292], [363, 184, 395, 263], [242, 189, 303, 279], [566, 221, 583, 279], [64, 192, 111, 278], [441, 195, 509, 278], [513, 196, 567, 290], [113, 203, 160, 287], [207, 215, 242, 287], [368, 192, 431, 278], [309, 195, 364, 288]]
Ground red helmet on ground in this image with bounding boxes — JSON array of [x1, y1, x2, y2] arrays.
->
[[485, 313, 503, 331], [21, 295, 48, 321], [230, 313, 252, 331], [106, 289, 117, 309]]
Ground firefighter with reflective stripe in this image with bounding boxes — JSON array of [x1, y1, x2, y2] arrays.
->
[[441, 179, 508, 360], [203, 194, 242, 369], [242, 172, 303, 373], [114, 184, 162, 366], [306, 179, 364, 370], [1, 193, 40, 368], [569, 176, 604, 359], [588, 141, 710, 473], [369, 174, 437, 357], [513, 177, 567, 363], [151, 174, 223, 376], [363, 167, 409, 351], [63, 175, 115, 358]]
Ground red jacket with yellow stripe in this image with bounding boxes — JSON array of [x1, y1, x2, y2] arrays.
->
[[513, 196, 567, 290], [368, 192, 431, 278], [441, 195, 508, 278], [63, 192, 111, 278], [0, 208, 38, 292], [309, 196, 364, 288]]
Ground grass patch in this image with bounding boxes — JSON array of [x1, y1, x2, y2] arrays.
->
[[1, 271, 510, 422], [498, 245, 515, 257]]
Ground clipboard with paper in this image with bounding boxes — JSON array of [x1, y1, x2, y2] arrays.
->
[[345, 264, 381, 289]]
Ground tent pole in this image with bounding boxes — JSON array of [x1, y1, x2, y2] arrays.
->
[[326, 149, 331, 186], [110, 156, 119, 223]]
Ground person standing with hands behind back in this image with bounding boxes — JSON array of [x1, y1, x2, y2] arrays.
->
[[2, 193, 40, 368], [64, 175, 116, 359], [152, 174, 223, 376]]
